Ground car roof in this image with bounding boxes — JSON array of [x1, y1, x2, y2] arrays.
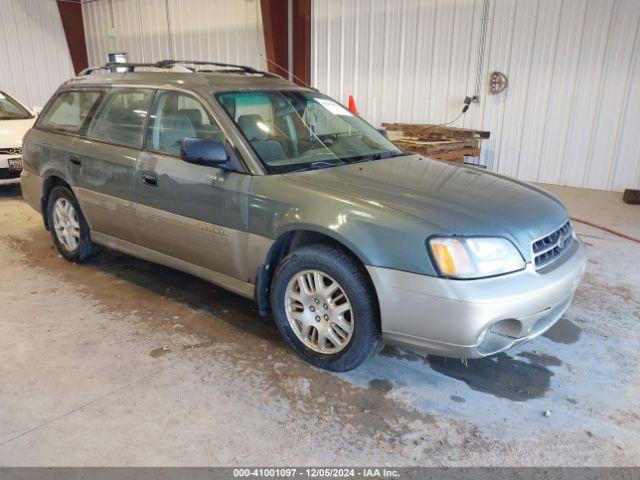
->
[[62, 71, 307, 96]]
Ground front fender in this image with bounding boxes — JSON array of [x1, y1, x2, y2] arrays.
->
[[274, 221, 373, 266], [250, 176, 438, 276]]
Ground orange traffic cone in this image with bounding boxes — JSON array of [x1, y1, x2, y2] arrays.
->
[[348, 95, 359, 114]]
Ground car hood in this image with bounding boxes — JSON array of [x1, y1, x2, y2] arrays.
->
[[285, 155, 569, 258], [0, 118, 35, 148]]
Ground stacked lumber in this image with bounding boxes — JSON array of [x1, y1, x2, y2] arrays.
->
[[382, 123, 490, 163]]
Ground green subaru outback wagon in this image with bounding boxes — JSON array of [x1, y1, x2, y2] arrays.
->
[[21, 60, 586, 371]]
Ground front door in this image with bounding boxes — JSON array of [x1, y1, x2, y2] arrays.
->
[[134, 90, 253, 282]]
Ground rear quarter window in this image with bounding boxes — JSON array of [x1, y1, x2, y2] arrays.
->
[[37, 90, 102, 134]]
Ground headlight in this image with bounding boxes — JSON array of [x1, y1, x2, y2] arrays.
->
[[428, 237, 525, 279]]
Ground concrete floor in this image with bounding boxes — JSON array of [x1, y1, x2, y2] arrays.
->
[[0, 182, 638, 466], [539, 183, 640, 240]]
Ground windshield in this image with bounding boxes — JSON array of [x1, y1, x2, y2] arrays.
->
[[217, 90, 403, 173], [0, 91, 32, 120]]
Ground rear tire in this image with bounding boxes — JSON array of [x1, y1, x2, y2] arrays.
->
[[271, 244, 382, 371], [47, 186, 100, 262]]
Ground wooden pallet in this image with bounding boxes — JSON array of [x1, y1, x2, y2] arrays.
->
[[382, 123, 490, 163], [383, 123, 490, 139]]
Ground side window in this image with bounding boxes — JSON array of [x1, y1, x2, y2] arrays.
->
[[146, 91, 225, 156], [87, 89, 153, 148], [38, 90, 102, 133]]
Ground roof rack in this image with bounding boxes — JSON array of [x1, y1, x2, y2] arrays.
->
[[79, 59, 279, 78], [78, 63, 156, 75]]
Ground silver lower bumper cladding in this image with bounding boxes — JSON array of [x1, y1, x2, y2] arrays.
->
[[368, 239, 587, 358]]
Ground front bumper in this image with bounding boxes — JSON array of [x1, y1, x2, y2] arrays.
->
[[368, 238, 587, 358]]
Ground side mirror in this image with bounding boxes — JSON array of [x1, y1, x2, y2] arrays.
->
[[180, 137, 230, 169], [32, 106, 42, 116]]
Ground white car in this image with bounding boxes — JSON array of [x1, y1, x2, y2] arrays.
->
[[0, 90, 36, 185]]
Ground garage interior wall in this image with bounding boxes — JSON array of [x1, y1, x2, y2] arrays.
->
[[313, 0, 640, 192], [82, 0, 267, 71], [0, 0, 74, 109]]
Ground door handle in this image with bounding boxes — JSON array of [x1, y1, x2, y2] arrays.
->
[[141, 172, 159, 187], [69, 155, 82, 166]]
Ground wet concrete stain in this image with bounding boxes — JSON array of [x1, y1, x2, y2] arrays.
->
[[183, 341, 216, 351], [149, 347, 170, 358], [517, 351, 563, 367], [380, 345, 424, 363], [543, 317, 581, 344], [427, 354, 553, 401], [450, 395, 466, 403], [369, 379, 394, 394]]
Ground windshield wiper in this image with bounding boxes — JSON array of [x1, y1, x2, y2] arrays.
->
[[288, 160, 346, 173], [286, 152, 409, 173], [370, 151, 411, 160], [342, 151, 411, 163]]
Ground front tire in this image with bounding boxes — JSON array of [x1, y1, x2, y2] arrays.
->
[[271, 244, 383, 371], [47, 186, 99, 262]]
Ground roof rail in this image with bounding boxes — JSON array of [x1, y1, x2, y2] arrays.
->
[[106, 62, 158, 70], [155, 59, 257, 73], [78, 66, 106, 75], [80, 59, 279, 78], [79, 63, 158, 75]]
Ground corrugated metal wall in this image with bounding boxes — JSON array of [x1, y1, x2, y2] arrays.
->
[[82, 0, 266, 70], [313, 0, 640, 191], [0, 0, 74, 109]]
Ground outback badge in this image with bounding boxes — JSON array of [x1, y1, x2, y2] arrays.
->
[[199, 222, 225, 236]]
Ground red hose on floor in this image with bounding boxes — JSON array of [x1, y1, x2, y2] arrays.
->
[[571, 217, 640, 244]]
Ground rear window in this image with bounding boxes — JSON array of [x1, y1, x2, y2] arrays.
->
[[38, 90, 102, 133], [87, 89, 153, 148]]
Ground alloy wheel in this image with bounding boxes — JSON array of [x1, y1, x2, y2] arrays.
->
[[52, 197, 80, 252], [284, 269, 354, 353]]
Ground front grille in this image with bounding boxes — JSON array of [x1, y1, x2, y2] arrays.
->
[[532, 220, 574, 269], [0, 147, 22, 155]]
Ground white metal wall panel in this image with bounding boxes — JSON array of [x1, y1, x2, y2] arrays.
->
[[612, 7, 640, 192], [313, 0, 481, 128], [0, 0, 74, 109], [535, 0, 587, 186], [313, 0, 640, 191], [82, 0, 266, 69]]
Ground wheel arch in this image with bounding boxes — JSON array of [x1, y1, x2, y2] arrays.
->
[[41, 174, 73, 230], [255, 227, 380, 320]]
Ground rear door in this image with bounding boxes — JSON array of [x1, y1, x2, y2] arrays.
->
[[72, 88, 154, 243], [134, 89, 254, 282]]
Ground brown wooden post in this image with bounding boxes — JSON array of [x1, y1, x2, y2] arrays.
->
[[261, 0, 311, 86], [260, 0, 289, 79], [56, 0, 89, 74], [292, 0, 311, 86]]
